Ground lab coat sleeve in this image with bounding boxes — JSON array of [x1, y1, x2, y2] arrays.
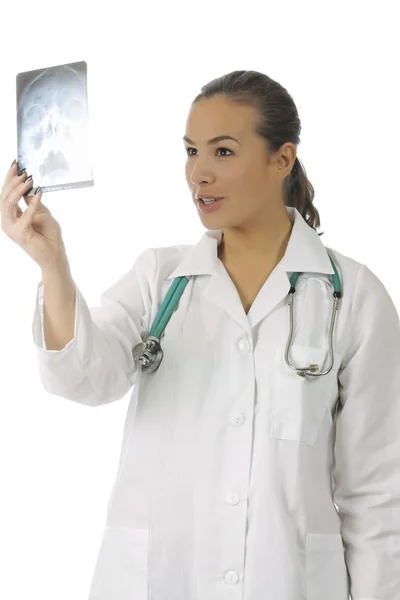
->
[[31, 247, 158, 407], [333, 263, 400, 600]]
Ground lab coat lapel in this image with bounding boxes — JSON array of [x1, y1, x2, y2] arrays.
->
[[166, 207, 335, 331], [201, 258, 291, 331]]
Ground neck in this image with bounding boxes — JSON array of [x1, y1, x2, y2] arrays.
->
[[218, 210, 293, 269]]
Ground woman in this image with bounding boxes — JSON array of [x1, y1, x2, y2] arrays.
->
[[2, 69, 400, 600]]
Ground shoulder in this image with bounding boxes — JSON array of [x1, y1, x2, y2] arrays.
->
[[327, 247, 399, 371], [323, 246, 362, 286], [325, 246, 394, 309], [129, 243, 193, 283]]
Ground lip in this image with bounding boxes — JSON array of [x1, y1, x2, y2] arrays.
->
[[195, 194, 225, 199], [197, 196, 225, 213]]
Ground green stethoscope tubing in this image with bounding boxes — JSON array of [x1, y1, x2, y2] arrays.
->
[[132, 250, 342, 377]]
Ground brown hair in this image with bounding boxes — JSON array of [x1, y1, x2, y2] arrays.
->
[[193, 70, 324, 236]]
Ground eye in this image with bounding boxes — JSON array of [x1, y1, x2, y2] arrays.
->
[[185, 147, 233, 157]]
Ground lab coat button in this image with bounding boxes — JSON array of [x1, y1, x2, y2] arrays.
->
[[224, 570, 239, 584], [226, 492, 240, 505], [230, 413, 245, 427], [238, 338, 251, 352]]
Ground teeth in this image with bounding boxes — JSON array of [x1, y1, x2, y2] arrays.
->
[[202, 197, 217, 204]]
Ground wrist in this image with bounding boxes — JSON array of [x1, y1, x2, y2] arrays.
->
[[41, 256, 71, 280]]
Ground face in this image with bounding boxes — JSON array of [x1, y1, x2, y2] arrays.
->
[[184, 94, 296, 231]]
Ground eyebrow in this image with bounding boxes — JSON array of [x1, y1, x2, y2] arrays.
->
[[183, 135, 241, 146]]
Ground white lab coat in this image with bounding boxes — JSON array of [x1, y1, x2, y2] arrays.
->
[[32, 207, 400, 600]]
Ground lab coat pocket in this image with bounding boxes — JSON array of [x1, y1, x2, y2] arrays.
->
[[88, 526, 148, 600], [272, 344, 341, 446], [306, 533, 349, 600]]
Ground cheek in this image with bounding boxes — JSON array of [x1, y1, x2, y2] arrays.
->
[[184, 159, 257, 190], [226, 163, 257, 189], [246, 161, 271, 191]]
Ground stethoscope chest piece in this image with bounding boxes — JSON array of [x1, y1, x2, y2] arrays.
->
[[132, 336, 164, 373], [132, 341, 147, 361]]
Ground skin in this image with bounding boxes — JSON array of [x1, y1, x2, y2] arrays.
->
[[183, 94, 297, 273]]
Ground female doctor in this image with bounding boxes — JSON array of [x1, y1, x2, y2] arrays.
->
[[1, 69, 400, 600]]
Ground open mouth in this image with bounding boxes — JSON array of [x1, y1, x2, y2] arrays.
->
[[197, 197, 225, 211], [199, 197, 224, 205]]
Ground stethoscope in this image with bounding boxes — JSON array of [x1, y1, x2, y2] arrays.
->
[[132, 248, 342, 378]]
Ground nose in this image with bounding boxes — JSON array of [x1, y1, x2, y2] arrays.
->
[[189, 167, 214, 189]]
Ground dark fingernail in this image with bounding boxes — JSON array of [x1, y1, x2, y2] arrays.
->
[[18, 167, 27, 176], [35, 186, 41, 194], [26, 175, 33, 183], [23, 184, 33, 196], [11, 159, 18, 168]]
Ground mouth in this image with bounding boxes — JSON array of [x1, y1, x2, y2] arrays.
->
[[196, 196, 225, 204], [196, 196, 225, 211]]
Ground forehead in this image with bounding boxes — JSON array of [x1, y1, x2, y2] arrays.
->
[[185, 95, 258, 140]]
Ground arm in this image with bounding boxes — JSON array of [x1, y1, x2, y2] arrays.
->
[[333, 264, 400, 600], [42, 259, 76, 351], [33, 248, 158, 406]]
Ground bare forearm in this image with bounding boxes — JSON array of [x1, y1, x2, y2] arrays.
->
[[41, 260, 76, 351]]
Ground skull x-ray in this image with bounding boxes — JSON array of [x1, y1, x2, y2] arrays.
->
[[16, 60, 94, 195]]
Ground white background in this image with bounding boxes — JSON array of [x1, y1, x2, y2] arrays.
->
[[0, 1, 399, 598]]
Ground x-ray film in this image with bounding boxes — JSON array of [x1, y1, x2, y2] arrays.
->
[[16, 60, 94, 196]]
